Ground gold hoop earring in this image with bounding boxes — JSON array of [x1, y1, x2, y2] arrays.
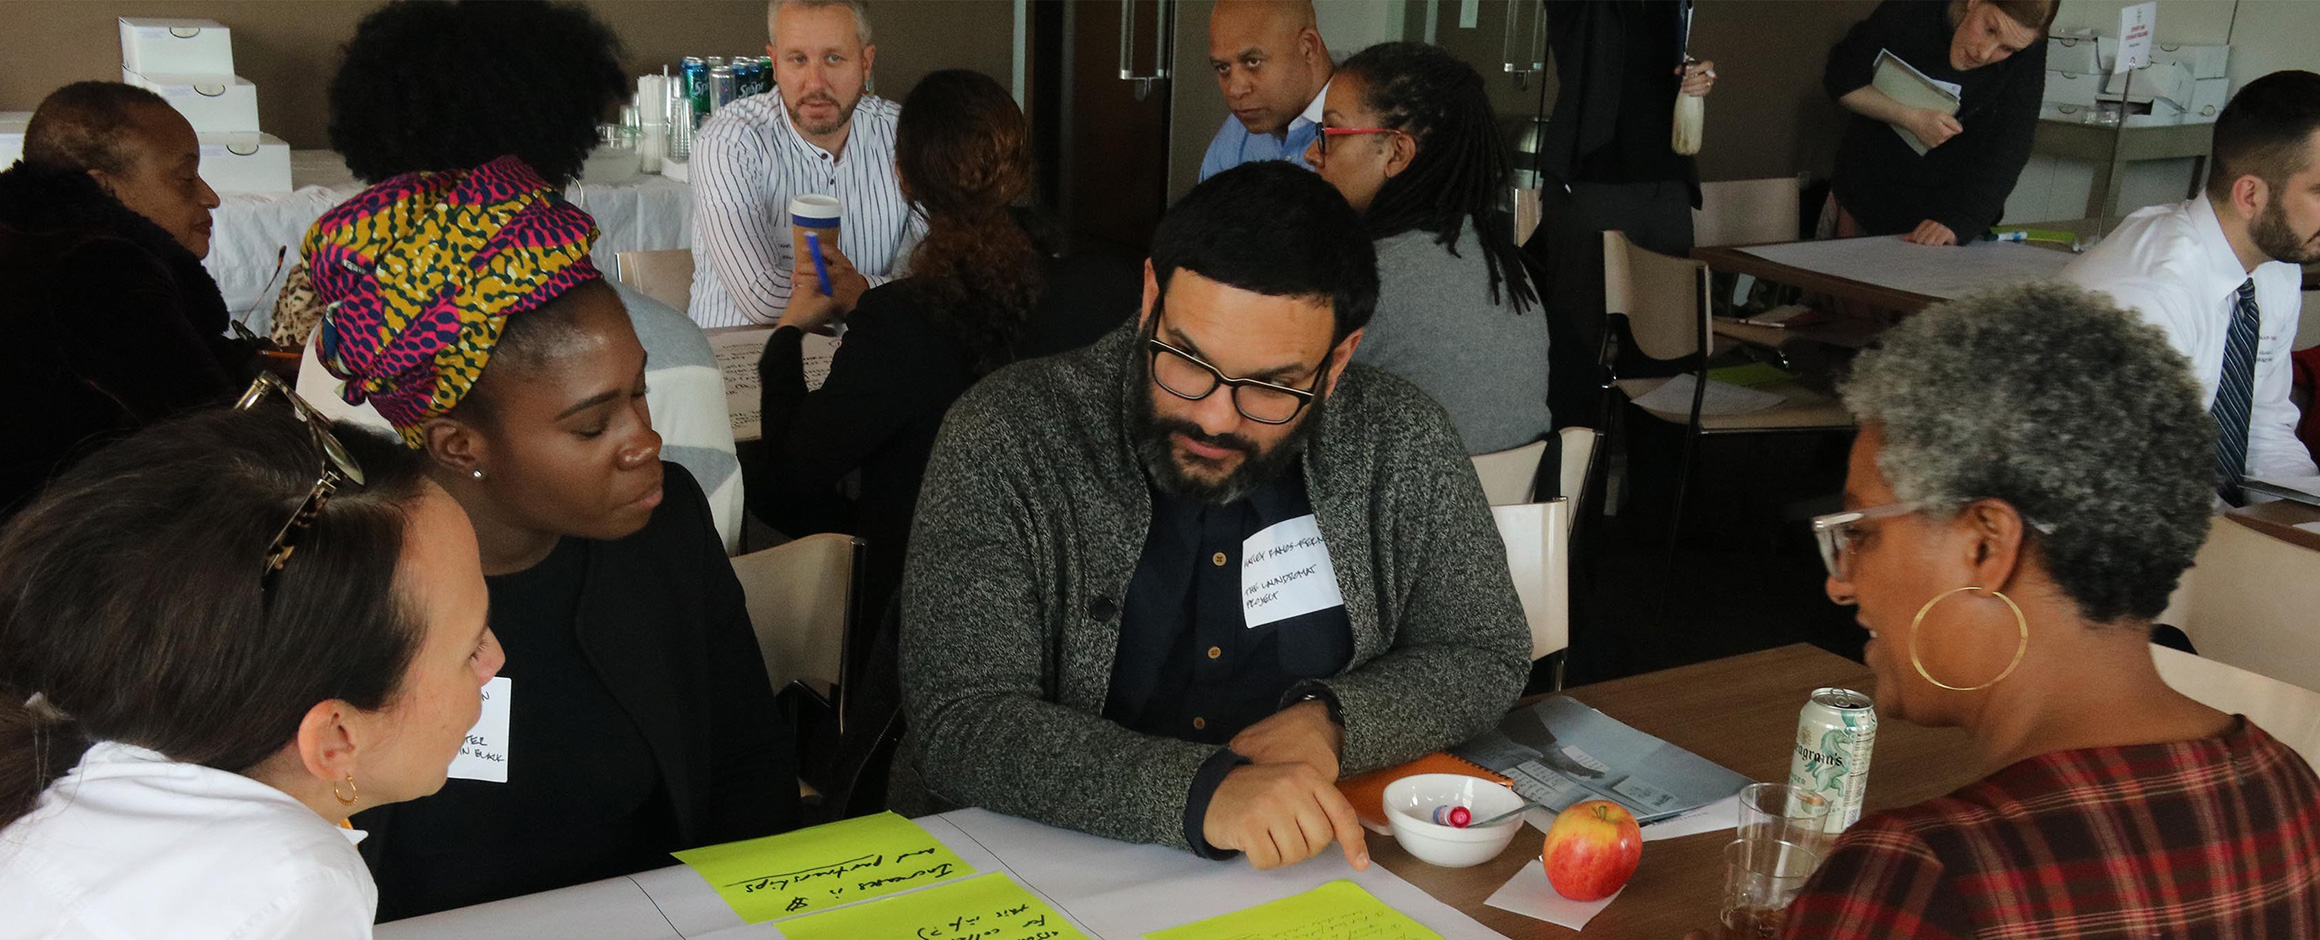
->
[[1909, 586, 2028, 692], [332, 773, 359, 807]]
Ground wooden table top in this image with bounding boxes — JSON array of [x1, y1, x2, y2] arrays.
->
[[1692, 244, 1943, 316], [1373, 644, 1978, 939]]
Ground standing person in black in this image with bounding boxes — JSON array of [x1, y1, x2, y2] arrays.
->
[[0, 81, 245, 515], [752, 68, 1140, 622], [1823, 0, 2057, 246], [1538, 0, 1719, 258]]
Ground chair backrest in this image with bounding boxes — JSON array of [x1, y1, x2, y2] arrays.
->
[[616, 248, 696, 313], [1473, 439, 1550, 506], [731, 533, 863, 717], [2151, 644, 2320, 769], [1603, 230, 1708, 363], [2159, 517, 2320, 694], [1492, 499, 1572, 661], [1556, 427, 1597, 529], [1693, 177, 1801, 248]]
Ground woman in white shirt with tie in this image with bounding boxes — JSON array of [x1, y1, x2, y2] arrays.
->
[[0, 387, 502, 939]]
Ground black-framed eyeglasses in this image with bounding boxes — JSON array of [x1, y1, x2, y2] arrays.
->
[[234, 372, 366, 587], [1315, 125, 1400, 158], [1146, 331, 1324, 426]]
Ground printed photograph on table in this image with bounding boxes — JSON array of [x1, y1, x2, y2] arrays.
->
[[1451, 696, 1750, 821], [671, 811, 972, 923]]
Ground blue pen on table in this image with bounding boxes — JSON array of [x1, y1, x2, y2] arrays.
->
[[1979, 230, 2029, 243], [805, 231, 835, 297]]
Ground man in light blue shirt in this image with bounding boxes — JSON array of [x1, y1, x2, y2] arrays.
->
[[1199, 0, 1335, 182]]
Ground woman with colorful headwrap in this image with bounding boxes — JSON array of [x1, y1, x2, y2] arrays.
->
[[301, 155, 797, 920]]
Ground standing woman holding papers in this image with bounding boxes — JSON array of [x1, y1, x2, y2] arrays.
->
[[301, 157, 797, 920], [1822, 0, 2056, 245], [0, 406, 500, 938]]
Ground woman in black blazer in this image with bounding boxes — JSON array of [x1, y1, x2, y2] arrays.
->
[[298, 158, 796, 920], [751, 69, 1140, 622]]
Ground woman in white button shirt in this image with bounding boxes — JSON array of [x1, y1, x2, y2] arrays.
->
[[0, 393, 502, 939]]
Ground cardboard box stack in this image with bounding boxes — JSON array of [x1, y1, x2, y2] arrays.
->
[[118, 17, 290, 192], [2043, 31, 2230, 128]]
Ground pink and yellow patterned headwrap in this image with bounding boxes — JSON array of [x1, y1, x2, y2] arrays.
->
[[303, 155, 601, 446]]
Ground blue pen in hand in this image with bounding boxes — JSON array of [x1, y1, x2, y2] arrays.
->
[[805, 231, 835, 297]]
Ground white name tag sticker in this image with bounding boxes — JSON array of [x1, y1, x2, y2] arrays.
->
[[1241, 514, 1345, 629], [446, 676, 511, 783]]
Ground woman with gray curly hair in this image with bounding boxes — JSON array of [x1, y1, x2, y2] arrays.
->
[[1771, 282, 2320, 937]]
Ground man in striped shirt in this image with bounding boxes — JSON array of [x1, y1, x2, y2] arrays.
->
[[690, 0, 924, 330]]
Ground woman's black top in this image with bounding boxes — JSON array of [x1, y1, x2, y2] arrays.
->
[[749, 249, 1141, 620], [1822, 0, 2046, 238], [357, 464, 796, 920]]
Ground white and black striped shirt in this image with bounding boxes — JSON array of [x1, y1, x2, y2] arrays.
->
[[688, 92, 923, 329]]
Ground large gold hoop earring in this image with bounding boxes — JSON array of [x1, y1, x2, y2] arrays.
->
[[1908, 586, 2028, 692], [332, 773, 359, 807]]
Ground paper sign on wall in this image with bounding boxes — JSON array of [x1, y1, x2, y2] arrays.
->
[[1241, 514, 1344, 630], [2114, 2, 2156, 74], [445, 675, 511, 783]]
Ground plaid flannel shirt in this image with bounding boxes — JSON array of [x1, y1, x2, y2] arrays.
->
[[1783, 717, 2320, 939]]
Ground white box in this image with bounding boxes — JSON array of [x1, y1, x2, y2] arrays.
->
[[0, 111, 30, 168], [2047, 33, 2100, 75], [2186, 76, 2230, 124], [2039, 102, 2095, 124], [2044, 69, 2100, 107], [196, 132, 290, 193], [2101, 60, 2194, 109], [2154, 43, 2229, 80], [122, 69, 260, 133], [118, 18, 234, 76], [2122, 97, 2186, 128]]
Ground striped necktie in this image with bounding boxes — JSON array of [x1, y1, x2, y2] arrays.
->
[[2211, 278, 2260, 504]]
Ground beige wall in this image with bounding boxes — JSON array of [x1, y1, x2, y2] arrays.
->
[[0, 0, 1016, 150]]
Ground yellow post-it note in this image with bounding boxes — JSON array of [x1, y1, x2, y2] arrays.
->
[[1146, 880, 1445, 940], [777, 872, 1088, 940], [671, 811, 973, 923]]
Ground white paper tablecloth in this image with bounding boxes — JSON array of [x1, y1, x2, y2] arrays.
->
[[203, 150, 693, 337]]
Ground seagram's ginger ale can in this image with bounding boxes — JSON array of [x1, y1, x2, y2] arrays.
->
[[1787, 688, 1876, 833]]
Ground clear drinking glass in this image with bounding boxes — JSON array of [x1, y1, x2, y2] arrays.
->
[[1736, 783, 1832, 858], [1717, 838, 1820, 940]]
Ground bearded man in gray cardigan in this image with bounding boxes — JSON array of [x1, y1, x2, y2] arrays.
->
[[896, 162, 1531, 871]]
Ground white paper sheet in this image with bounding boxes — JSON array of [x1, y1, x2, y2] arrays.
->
[[2247, 475, 2320, 507], [707, 328, 838, 443], [1631, 374, 1783, 416], [380, 808, 1508, 940], [1736, 236, 2071, 303], [1519, 794, 1738, 848], [444, 676, 510, 784], [1484, 861, 1620, 931]]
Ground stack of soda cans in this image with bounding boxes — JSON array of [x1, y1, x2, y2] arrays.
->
[[678, 54, 777, 130]]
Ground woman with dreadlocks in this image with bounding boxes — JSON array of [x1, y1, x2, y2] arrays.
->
[[1304, 42, 1549, 456]]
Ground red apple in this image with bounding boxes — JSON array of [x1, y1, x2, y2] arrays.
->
[[1540, 800, 1643, 901]]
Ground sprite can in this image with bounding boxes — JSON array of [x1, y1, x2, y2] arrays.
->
[[1787, 687, 1876, 833], [680, 57, 710, 124]]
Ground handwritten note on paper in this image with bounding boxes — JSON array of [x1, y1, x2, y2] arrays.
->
[[1240, 514, 1344, 629], [445, 676, 511, 783], [705, 327, 839, 442], [1147, 880, 1444, 940], [672, 811, 974, 923], [777, 873, 1088, 940]]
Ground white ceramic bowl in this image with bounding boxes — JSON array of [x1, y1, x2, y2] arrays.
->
[[1383, 773, 1526, 868]]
